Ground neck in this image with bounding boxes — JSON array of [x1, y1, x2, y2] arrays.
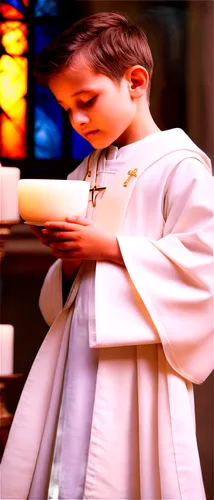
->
[[113, 100, 161, 148]]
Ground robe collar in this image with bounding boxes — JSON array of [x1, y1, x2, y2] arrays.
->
[[90, 128, 211, 234]]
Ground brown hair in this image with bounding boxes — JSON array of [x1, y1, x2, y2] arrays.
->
[[34, 12, 154, 97]]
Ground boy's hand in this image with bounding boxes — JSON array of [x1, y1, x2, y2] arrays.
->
[[29, 224, 82, 278], [29, 223, 68, 260], [29, 224, 49, 246], [40, 216, 123, 264]]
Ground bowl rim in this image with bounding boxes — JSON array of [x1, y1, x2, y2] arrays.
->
[[18, 178, 90, 184]]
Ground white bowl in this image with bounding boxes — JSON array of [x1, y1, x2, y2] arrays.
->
[[18, 179, 90, 226]]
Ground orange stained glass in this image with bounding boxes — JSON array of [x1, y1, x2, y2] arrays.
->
[[0, 4, 23, 18], [1, 101, 26, 158], [1, 55, 27, 108], [0, 21, 27, 158], [1, 21, 27, 55]]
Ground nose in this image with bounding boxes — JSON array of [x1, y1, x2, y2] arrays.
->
[[71, 110, 90, 129]]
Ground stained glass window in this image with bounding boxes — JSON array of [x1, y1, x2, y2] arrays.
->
[[0, 0, 27, 18], [34, 25, 62, 159], [0, 0, 28, 158], [0, 0, 92, 164], [71, 129, 93, 161], [34, 0, 58, 17]]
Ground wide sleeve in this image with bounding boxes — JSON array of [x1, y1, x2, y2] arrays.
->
[[39, 158, 88, 326], [116, 159, 214, 384]]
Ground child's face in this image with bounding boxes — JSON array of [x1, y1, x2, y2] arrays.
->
[[49, 64, 137, 148]]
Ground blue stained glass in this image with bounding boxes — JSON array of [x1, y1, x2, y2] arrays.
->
[[35, 24, 59, 56], [4, 0, 25, 15], [34, 25, 62, 159], [71, 129, 94, 161], [34, 0, 58, 17], [34, 84, 62, 158]]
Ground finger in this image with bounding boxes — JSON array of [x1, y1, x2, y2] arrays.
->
[[29, 225, 43, 237], [49, 241, 79, 251], [42, 229, 78, 240], [29, 225, 50, 245], [44, 221, 80, 231], [66, 216, 91, 226]]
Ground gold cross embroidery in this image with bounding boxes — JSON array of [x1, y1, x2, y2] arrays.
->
[[123, 168, 138, 187], [90, 185, 106, 207]]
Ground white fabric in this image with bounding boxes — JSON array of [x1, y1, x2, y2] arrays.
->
[[28, 146, 120, 500], [39, 258, 63, 326], [1, 129, 213, 500], [94, 150, 213, 382]]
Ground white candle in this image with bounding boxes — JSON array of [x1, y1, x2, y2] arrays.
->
[[0, 324, 14, 375], [0, 164, 20, 222], [18, 179, 90, 225]]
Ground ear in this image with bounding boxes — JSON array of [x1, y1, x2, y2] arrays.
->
[[126, 65, 149, 98]]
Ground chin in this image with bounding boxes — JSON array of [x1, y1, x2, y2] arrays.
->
[[87, 135, 112, 150], [86, 130, 126, 150]]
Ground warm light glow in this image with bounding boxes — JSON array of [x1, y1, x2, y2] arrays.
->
[[0, 4, 23, 18], [0, 20, 27, 158], [0, 166, 20, 221], [1, 21, 27, 55], [0, 55, 27, 109], [18, 179, 90, 225], [0, 325, 14, 375], [1, 111, 26, 158]]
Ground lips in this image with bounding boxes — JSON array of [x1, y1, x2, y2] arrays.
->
[[85, 130, 99, 137]]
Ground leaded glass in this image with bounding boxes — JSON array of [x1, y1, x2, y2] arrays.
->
[[0, 18, 27, 158], [34, 0, 58, 17], [1, 21, 27, 54], [35, 84, 62, 159], [0, 0, 27, 17], [34, 25, 62, 158], [0, 4, 23, 18], [71, 129, 94, 161], [34, 24, 59, 56], [1, 0, 97, 162]]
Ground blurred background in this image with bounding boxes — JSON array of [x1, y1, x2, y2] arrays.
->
[[0, 0, 213, 497]]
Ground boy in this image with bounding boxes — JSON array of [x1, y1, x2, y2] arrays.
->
[[1, 12, 213, 500]]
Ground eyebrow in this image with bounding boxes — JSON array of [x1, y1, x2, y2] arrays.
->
[[72, 88, 95, 97], [56, 88, 96, 104]]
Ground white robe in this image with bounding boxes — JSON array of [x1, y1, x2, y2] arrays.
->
[[1, 129, 213, 500]]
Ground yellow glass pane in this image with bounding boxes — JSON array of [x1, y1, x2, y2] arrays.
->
[[1, 113, 26, 158], [0, 5, 23, 18], [0, 55, 27, 111], [1, 21, 27, 55], [8, 98, 26, 130], [0, 51, 27, 158]]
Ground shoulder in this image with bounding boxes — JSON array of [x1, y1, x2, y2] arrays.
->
[[163, 156, 213, 218], [165, 156, 212, 194]]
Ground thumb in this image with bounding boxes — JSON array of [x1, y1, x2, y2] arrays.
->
[[66, 216, 91, 226]]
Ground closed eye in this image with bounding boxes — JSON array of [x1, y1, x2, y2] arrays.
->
[[83, 96, 97, 107], [65, 96, 97, 115]]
